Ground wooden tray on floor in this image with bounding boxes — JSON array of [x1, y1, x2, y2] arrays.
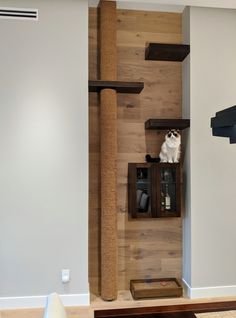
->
[[130, 278, 183, 300]]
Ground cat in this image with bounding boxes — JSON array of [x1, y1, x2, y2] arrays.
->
[[159, 129, 181, 163]]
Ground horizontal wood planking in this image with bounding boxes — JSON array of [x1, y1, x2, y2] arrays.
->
[[89, 7, 182, 294], [116, 10, 182, 33], [117, 30, 182, 48]]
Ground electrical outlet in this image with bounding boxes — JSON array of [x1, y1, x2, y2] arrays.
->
[[61, 269, 70, 283]]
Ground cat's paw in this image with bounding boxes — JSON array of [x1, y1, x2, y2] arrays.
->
[[168, 159, 173, 163], [174, 160, 179, 163]]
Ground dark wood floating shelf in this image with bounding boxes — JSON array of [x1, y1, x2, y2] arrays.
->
[[211, 105, 236, 144], [145, 43, 190, 62], [145, 119, 190, 130], [89, 80, 144, 94]]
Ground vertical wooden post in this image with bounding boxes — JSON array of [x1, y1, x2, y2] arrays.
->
[[99, 0, 118, 300]]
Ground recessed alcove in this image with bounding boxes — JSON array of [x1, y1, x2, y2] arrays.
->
[[89, 3, 185, 301]]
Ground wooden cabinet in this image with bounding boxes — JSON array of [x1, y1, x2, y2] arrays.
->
[[128, 163, 181, 218]]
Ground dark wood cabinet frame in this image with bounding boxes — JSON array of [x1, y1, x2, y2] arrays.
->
[[128, 163, 181, 218]]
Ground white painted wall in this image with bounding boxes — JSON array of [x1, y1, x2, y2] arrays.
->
[[0, 0, 88, 304], [183, 6, 236, 298], [182, 6, 191, 289]]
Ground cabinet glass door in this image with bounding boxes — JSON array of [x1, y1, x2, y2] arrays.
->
[[136, 167, 152, 216], [160, 166, 178, 215]]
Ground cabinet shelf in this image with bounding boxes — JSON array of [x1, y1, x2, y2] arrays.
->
[[145, 119, 190, 130], [145, 43, 190, 62], [89, 80, 144, 94]]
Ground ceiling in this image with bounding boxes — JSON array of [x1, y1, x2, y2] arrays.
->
[[89, 0, 236, 12], [88, 0, 184, 12]]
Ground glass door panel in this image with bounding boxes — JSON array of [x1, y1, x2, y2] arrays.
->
[[136, 167, 151, 215], [160, 166, 177, 215]]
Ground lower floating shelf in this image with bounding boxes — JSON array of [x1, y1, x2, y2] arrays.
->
[[89, 80, 144, 94]]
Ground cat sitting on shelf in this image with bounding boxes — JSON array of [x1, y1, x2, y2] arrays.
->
[[160, 129, 181, 163], [146, 129, 181, 163]]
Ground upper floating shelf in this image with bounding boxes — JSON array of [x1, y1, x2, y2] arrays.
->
[[211, 105, 236, 144], [145, 43, 190, 62], [145, 119, 190, 130], [89, 80, 144, 94]]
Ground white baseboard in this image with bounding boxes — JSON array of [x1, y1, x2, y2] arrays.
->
[[0, 293, 90, 309], [183, 279, 236, 299]]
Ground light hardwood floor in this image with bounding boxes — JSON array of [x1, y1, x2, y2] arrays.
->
[[2, 292, 236, 318]]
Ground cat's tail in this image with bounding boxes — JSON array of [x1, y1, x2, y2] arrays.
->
[[145, 154, 160, 163]]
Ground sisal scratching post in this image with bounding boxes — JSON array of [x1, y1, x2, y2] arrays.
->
[[99, 0, 118, 301]]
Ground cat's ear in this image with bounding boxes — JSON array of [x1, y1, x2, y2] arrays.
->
[[176, 129, 180, 134]]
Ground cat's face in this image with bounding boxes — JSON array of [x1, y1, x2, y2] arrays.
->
[[165, 129, 181, 145]]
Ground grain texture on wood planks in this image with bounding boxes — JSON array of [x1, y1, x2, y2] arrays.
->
[[89, 7, 183, 295]]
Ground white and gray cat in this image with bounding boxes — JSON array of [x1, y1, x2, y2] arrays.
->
[[159, 129, 181, 163], [145, 129, 181, 163]]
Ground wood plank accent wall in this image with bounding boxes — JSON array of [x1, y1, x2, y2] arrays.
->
[[89, 7, 183, 295]]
